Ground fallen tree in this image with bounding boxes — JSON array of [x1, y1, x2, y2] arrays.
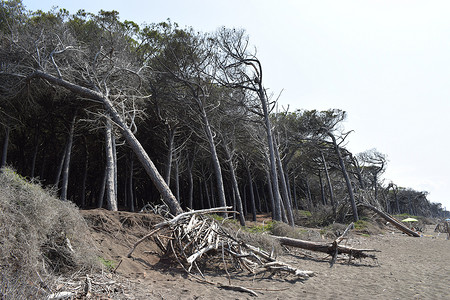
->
[[272, 223, 379, 266], [359, 203, 420, 237]]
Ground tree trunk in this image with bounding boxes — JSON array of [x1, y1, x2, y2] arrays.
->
[[273, 141, 294, 226], [105, 117, 118, 211], [54, 143, 67, 186], [327, 132, 359, 222], [187, 155, 194, 209], [31, 71, 183, 215], [30, 137, 39, 178], [80, 140, 89, 208], [128, 153, 135, 212], [200, 107, 226, 212], [305, 178, 313, 210], [265, 169, 275, 214], [97, 166, 107, 208], [164, 127, 176, 185], [319, 171, 326, 205], [245, 163, 257, 222], [61, 114, 76, 202], [204, 178, 211, 209], [1, 126, 9, 169], [223, 144, 245, 226], [293, 175, 298, 211], [260, 90, 282, 221], [174, 153, 180, 203], [321, 152, 335, 209]]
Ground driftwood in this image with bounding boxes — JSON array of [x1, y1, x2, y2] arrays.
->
[[272, 222, 379, 266], [127, 206, 314, 296], [360, 203, 420, 237], [435, 221, 450, 239]]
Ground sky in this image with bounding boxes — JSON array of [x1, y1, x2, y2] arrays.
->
[[22, 0, 450, 211]]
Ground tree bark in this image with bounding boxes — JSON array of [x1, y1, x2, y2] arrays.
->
[[1, 127, 9, 169], [245, 163, 257, 222], [327, 132, 359, 222], [97, 165, 107, 208], [321, 152, 335, 209], [54, 143, 67, 186], [273, 140, 294, 226], [260, 90, 282, 221], [200, 107, 227, 212], [30, 71, 183, 215], [105, 117, 118, 211], [61, 114, 76, 201], [128, 153, 135, 212], [187, 154, 194, 209], [265, 169, 275, 215], [223, 144, 245, 226], [80, 140, 89, 208], [164, 127, 176, 185]]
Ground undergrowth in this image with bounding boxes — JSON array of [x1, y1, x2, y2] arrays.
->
[[0, 167, 98, 299]]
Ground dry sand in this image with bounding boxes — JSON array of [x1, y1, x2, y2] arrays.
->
[[80, 210, 450, 300]]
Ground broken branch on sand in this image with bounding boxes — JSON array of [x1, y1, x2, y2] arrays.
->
[[127, 206, 314, 295]]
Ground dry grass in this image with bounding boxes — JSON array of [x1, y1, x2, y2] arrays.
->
[[0, 168, 98, 299]]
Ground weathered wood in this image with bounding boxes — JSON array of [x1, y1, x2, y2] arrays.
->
[[272, 235, 378, 260], [360, 203, 420, 237]]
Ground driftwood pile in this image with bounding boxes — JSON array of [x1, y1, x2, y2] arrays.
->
[[127, 207, 314, 296]]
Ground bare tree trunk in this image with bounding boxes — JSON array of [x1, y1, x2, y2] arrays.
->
[[204, 179, 211, 209], [187, 155, 194, 209], [164, 127, 176, 185], [105, 117, 118, 211], [97, 166, 107, 208], [30, 132, 39, 178], [201, 108, 226, 212], [319, 171, 326, 205], [174, 153, 180, 203], [80, 140, 89, 208], [265, 169, 275, 215], [223, 144, 245, 226], [293, 175, 298, 211], [260, 91, 282, 221], [128, 153, 135, 212], [112, 129, 118, 203], [321, 152, 335, 211], [210, 176, 216, 208], [61, 114, 76, 202], [54, 143, 67, 186], [327, 132, 359, 222], [255, 182, 262, 213], [305, 178, 313, 210], [245, 163, 257, 222], [1, 127, 9, 169], [30, 71, 183, 215], [273, 141, 294, 226]]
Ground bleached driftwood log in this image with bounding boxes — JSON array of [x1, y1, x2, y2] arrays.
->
[[360, 203, 420, 237]]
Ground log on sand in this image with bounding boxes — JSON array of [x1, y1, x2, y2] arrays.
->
[[359, 203, 420, 237]]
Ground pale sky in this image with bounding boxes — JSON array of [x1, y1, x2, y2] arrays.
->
[[22, 0, 450, 211]]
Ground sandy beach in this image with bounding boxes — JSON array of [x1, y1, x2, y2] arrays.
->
[[81, 210, 450, 300]]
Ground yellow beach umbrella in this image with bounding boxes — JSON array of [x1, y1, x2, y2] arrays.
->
[[401, 217, 418, 222]]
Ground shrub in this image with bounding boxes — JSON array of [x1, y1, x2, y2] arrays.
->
[[0, 168, 98, 299]]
